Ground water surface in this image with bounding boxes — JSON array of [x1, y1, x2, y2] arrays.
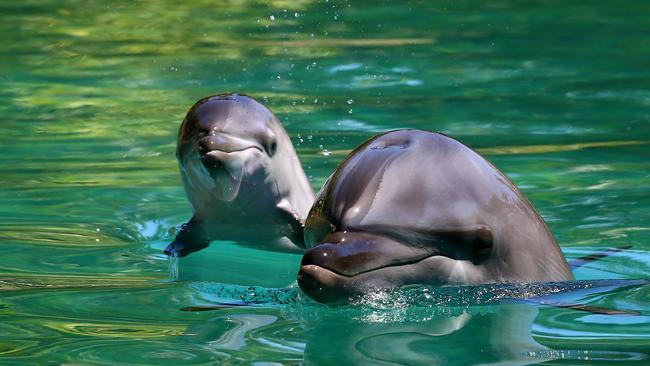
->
[[1, 1, 649, 365]]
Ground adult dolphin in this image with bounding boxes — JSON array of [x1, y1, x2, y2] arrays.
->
[[164, 93, 315, 257], [298, 129, 573, 304]]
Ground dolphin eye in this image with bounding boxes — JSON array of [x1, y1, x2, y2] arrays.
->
[[259, 128, 277, 156], [267, 140, 278, 156], [197, 125, 210, 137]]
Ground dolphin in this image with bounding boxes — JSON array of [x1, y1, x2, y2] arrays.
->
[[164, 93, 315, 257], [298, 129, 573, 304]]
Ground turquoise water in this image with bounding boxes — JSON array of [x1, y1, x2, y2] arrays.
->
[[1, 1, 649, 364]]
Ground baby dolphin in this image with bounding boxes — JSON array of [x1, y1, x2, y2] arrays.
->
[[164, 93, 315, 257], [298, 129, 573, 304]]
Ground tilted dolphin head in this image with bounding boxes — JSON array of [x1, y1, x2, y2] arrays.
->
[[298, 130, 573, 304], [166, 93, 315, 258], [177, 93, 282, 204]]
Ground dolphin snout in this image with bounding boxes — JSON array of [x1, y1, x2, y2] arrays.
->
[[197, 134, 264, 174], [298, 233, 441, 304], [300, 242, 366, 277], [301, 233, 432, 277], [297, 264, 351, 305]]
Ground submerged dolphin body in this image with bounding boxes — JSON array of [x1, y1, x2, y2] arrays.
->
[[298, 129, 573, 303], [165, 94, 315, 257]]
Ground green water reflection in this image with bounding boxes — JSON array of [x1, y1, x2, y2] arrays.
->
[[1, 0, 649, 364]]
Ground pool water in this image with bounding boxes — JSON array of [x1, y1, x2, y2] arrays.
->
[[1, 1, 649, 364]]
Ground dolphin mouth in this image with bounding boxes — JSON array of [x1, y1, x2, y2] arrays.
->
[[297, 254, 446, 305], [200, 146, 263, 166], [297, 264, 356, 305], [297, 233, 448, 304], [300, 246, 438, 278], [202, 145, 263, 155], [197, 132, 265, 157], [300, 232, 438, 277]]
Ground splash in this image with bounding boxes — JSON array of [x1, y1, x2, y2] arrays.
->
[[352, 279, 648, 309], [167, 255, 179, 281], [182, 279, 647, 320], [189, 282, 301, 305]]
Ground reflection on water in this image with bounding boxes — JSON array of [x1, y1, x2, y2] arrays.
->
[[304, 305, 550, 365], [178, 287, 649, 365], [1, 0, 650, 364]]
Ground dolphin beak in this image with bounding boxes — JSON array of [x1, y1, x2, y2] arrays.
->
[[297, 232, 436, 304], [297, 264, 355, 305], [196, 134, 265, 201], [300, 234, 434, 277], [197, 134, 263, 172]]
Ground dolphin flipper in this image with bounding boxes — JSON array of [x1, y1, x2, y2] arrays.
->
[[164, 216, 210, 257], [276, 199, 307, 249]]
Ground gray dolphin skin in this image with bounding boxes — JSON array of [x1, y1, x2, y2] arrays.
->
[[164, 93, 315, 257], [298, 129, 573, 304]]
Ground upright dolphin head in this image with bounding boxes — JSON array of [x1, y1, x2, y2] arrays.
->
[[298, 130, 573, 304]]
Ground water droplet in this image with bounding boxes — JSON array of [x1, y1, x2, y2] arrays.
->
[[347, 99, 353, 105], [269, 15, 275, 21], [168, 256, 179, 281]]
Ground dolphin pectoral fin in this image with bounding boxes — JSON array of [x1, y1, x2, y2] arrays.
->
[[276, 199, 306, 249], [164, 216, 210, 257]]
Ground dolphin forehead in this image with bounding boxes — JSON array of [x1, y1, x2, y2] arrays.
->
[[177, 94, 278, 155], [194, 94, 275, 131], [312, 130, 519, 234]]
